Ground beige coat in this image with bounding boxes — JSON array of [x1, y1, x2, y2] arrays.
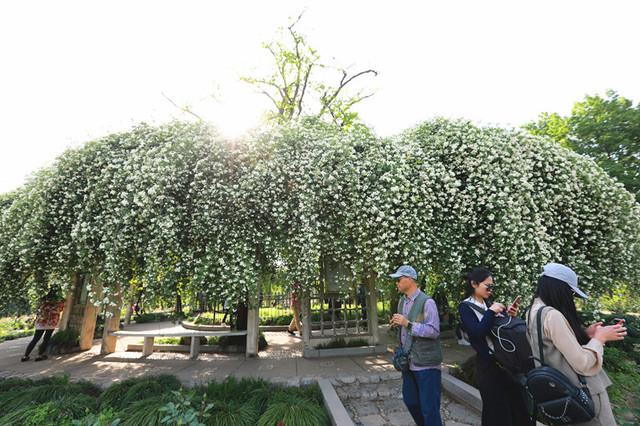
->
[[527, 299, 616, 426]]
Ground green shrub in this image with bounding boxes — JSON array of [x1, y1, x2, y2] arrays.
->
[[260, 315, 293, 326], [72, 380, 103, 398], [192, 313, 225, 326], [179, 336, 208, 346], [155, 337, 181, 345], [103, 375, 181, 410], [72, 407, 121, 426], [207, 400, 259, 426], [134, 312, 174, 324], [204, 377, 271, 410], [216, 333, 268, 350], [257, 393, 329, 426], [0, 379, 98, 413], [31, 374, 71, 386], [48, 328, 79, 353], [0, 394, 97, 426], [273, 384, 324, 406], [314, 337, 369, 349], [118, 395, 171, 426], [0, 374, 331, 426], [0, 377, 34, 393], [599, 283, 640, 313], [122, 381, 163, 406], [159, 389, 212, 426], [99, 377, 139, 410], [0, 329, 34, 343]]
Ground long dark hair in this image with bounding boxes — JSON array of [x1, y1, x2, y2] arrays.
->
[[464, 267, 492, 298], [533, 275, 589, 345]]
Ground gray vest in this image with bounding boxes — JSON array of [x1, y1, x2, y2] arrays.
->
[[398, 291, 443, 367]]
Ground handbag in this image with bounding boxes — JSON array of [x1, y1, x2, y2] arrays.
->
[[392, 345, 411, 372], [525, 307, 595, 424]]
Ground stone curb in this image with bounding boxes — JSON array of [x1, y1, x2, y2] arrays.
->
[[441, 373, 544, 426], [304, 345, 388, 358], [318, 378, 356, 426], [441, 373, 482, 413]]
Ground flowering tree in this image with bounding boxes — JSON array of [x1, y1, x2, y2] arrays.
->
[[1, 118, 638, 316]]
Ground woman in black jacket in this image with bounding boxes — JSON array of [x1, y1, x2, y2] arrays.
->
[[458, 267, 533, 426]]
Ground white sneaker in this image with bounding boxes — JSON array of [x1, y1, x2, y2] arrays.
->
[[457, 338, 471, 346]]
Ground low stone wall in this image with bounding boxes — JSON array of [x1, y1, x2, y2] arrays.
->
[[126, 343, 245, 354]]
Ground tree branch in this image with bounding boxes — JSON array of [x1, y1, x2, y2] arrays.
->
[[161, 92, 204, 121]]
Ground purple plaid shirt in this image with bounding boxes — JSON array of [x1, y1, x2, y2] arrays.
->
[[400, 289, 441, 370]]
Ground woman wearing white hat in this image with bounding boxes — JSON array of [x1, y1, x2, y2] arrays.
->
[[526, 263, 626, 425]]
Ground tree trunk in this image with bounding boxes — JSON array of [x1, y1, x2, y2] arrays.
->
[[224, 303, 249, 346], [175, 294, 183, 315]]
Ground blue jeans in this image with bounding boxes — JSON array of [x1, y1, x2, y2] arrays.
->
[[402, 368, 442, 426]]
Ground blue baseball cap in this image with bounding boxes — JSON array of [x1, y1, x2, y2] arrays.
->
[[541, 263, 588, 299], [389, 265, 417, 280]]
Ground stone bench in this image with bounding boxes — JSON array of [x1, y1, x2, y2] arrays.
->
[[110, 328, 248, 359]]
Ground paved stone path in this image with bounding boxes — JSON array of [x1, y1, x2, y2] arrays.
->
[[333, 374, 480, 426]]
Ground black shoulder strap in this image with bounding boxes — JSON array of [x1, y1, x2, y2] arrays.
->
[[536, 306, 588, 387], [462, 301, 487, 315], [536, 306, 545, 365]]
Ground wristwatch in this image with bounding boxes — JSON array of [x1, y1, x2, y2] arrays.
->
[[407, 321, 414, 333]]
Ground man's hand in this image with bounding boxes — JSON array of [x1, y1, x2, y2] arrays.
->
[[391, 314, 409, 328]]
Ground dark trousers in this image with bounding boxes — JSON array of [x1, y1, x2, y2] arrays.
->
[[402, 368, 443, 426], [476, 356, 534, 426], [24, 329, 54, 357]]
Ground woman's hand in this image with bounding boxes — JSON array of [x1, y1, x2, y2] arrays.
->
[[489, 303, 505, 314], [507, 304, 519, 317], [593, 324, 627, 344], [585, 322, 603, 338]]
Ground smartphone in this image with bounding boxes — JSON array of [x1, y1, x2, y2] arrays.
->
[[610, 318, 625, 326], [509, 296, 521, 309]]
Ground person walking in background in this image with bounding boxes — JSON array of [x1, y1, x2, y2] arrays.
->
[[390, 265, 443, 426], [287, 282, 302, 336], [458, 267, 532, 426], [21, 289, 65, 362], [527, 263, 625, 425]]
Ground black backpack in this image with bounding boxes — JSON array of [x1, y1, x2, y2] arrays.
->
[[460, 301, 535, 382], [524, 307, 595, 424]]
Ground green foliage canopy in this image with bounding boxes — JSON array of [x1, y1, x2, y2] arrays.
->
[[526, 90, 640, 200], [1, 118, 639, 311]]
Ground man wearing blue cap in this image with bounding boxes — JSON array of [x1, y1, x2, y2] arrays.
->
[[389, 265, 443, 426]]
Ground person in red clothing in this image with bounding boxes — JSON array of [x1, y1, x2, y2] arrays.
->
[[287, 282, 302, 336], [21, 289, 65, 362]]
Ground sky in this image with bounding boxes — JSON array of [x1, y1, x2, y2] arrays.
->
[[1, 0, 639, 193]]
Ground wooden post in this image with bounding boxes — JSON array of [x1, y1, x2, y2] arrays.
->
[[245, 302, 260, 358], [100, 283, 123, 355], [366, 276, 379, 345], [190, 336, 201, 360], [79, 301, 100, 350], [302, 294, 311, 349], [58, 273, 79, 331], [142, 337, 155, 356]]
